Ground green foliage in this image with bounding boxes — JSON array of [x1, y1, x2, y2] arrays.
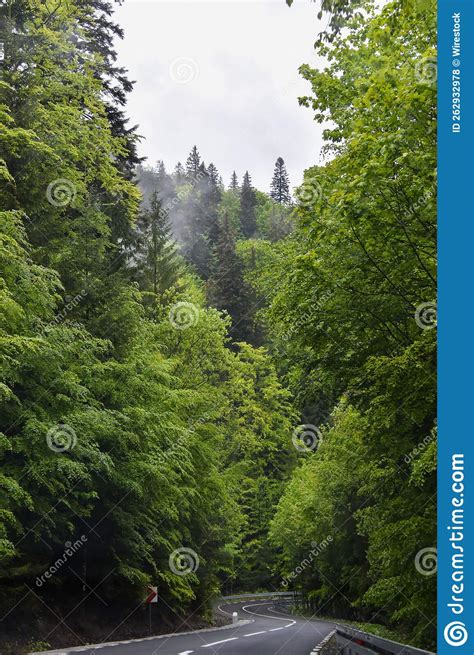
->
[[261, 0, 436, 648], [222, 343, 298, 590], [0, 0, 298, 632], [254, 191, 294, 241]]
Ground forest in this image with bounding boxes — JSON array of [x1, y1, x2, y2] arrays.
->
[[0, 0, 436, 652]]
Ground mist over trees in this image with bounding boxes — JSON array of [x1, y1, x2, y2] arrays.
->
[[135, 150, 291, 250], [133, 151, 293, 344]]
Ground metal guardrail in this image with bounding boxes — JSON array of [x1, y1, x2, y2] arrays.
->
[[219, 591, 296, 602], [330, 623, 435, 655], [330, 631, 381, 655]]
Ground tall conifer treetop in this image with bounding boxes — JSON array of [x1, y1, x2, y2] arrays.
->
[[240, 170, 257, 238], [186, 145, 201, 179], [270, 157, 291, 205]]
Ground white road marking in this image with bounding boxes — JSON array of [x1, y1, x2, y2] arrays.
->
[[202, 637, 238, 648], [178, 651, 194, 654], [269, 627, 286, 632], [243, 631, 267, 637], [241, 603, 296, 627]]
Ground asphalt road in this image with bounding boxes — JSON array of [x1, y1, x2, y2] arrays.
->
[[48, 601, 335, 655]]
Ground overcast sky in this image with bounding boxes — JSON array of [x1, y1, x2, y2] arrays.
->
[[113, 0, 326, 192]]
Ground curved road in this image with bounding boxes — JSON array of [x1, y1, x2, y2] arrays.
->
[[50, 601, 335, 655]]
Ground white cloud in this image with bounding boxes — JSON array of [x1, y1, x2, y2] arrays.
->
[[114, 0, 325, 191]]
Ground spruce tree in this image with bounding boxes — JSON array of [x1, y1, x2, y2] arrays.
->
[[230, 171, 239, 190], [205, 163, 222, 249], [185, 145, 201, 179], [270, 157, 291, 205], [135, 191, 181, 296], [80, 0, 142, 181], [208, 214, 251, 342], [207, 163, 220, 188], [206, 163, 222, 207], [78, 0, 143, 270], [240, 171, 257, 238]]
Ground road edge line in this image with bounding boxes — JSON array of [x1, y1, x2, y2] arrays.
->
[[309, 629, 337, 655], [29, 619, 253, 654]]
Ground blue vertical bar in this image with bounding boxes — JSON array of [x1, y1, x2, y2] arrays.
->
[[438, 1, 474, 654]]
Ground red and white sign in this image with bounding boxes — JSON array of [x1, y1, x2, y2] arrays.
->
[[145, 585, 158, 604]]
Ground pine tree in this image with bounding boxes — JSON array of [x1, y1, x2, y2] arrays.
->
[[270, 157, 291, 205], [230, 171, 239, 190], [186, 145, 201, 179], [240, 171, 257, 238]]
